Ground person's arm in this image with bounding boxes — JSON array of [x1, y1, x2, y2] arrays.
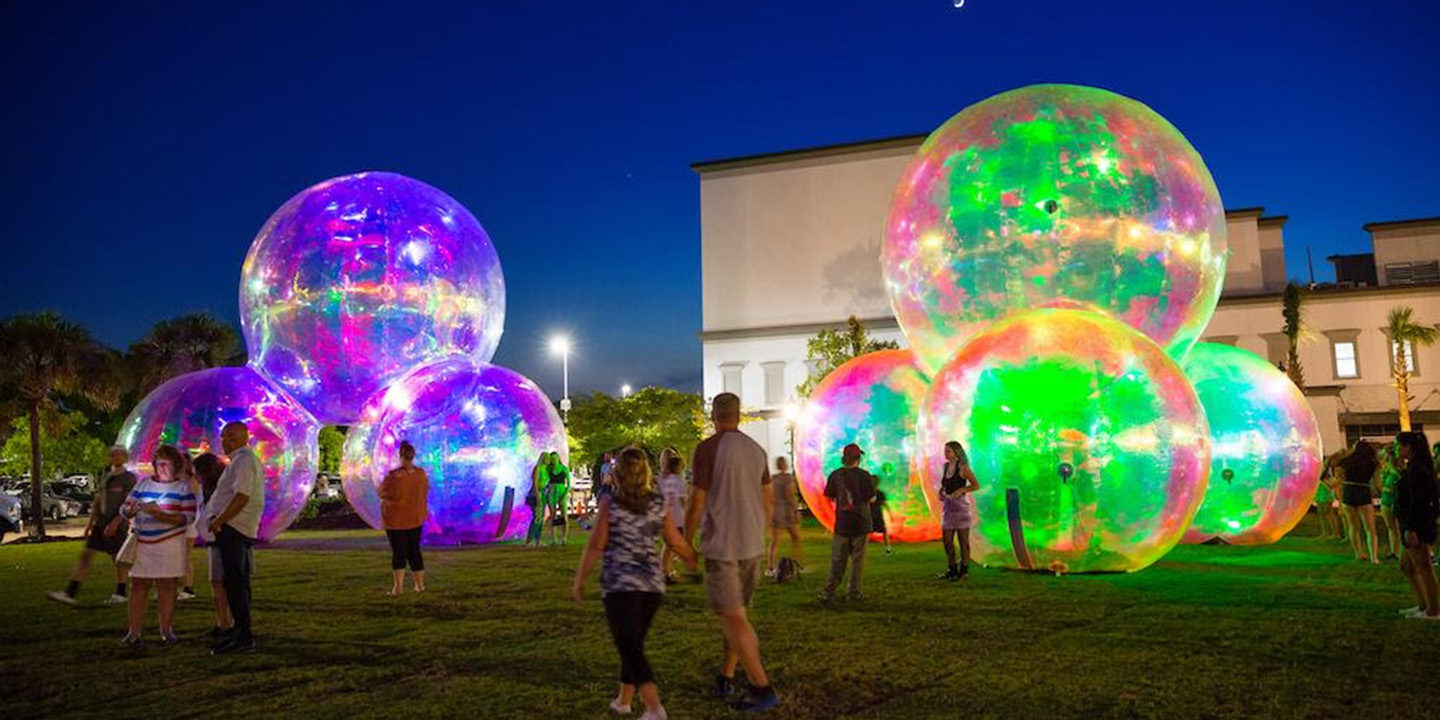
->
[[377, 471, 396, 501], [959, 466, 981, 494], [684, 487, 707, 546], [572, 498, 611, 601], [208, 457, 256, 534], [763, 469, 774, 528], [662, 507, 697, 571], [684, 442, 712, 546]]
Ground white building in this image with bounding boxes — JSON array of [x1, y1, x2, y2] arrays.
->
[[694, 135, 1440, 461]]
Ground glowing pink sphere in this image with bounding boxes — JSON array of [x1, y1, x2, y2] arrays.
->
[[240, 172, 505, 425], [919, 309, 1210, 573], [115, 367, 321, 542], [883, 84, 1227, 374], [341, 359, 567, 545], [795, 350, 936, 542]]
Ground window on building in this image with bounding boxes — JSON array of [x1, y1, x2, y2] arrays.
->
[[762, 361, 786, 407], [1345, 423, 1422, 446], [1391, 340, 1416, 374], [1333, 341, 1358, 379], [1384, 261, 1440, 285], [720, 362, 745, 397]]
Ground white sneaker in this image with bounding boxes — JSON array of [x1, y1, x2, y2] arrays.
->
[[1410, 611, 1440, 621], [638, 707, 668, 720], [104, 593, 128, 605], [608, 698, 632, 715], [1399, 606, 1422, 616], [46, 590, 77, 606], [177, 589, 196, 601]]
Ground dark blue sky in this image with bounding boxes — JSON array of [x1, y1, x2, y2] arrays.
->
[[3, 1, 1437, 398]]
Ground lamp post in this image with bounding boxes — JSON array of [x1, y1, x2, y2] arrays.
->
[[550, 334, 571, 422], [621, 384, 632, 398]]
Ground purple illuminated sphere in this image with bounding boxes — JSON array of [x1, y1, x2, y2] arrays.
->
[[341, 359, 567, 545], [240, 172, 506, 425], [115, 367, 321, 542]]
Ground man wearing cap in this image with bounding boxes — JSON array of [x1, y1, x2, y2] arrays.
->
[[819, 443, 877, 604]]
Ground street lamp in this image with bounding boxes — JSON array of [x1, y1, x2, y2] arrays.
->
[[549, 334, 571, 421], [621, 384, 632, 398]]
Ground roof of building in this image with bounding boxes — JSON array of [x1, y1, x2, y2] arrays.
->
[[1363, 217, 1440, 233], [691, 133, 927, 172]]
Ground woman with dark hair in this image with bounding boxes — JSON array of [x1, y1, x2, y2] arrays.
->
[[1377, 443, 1403, 560], [1336, 441, 1381, 564], [379, 440, 429, 595], [937, 440, 980, 581], [1394, 432, 1440, 619], [192, 453, 231, 639]]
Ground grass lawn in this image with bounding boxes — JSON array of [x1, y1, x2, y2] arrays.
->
[[2, 515, 1437, 720]]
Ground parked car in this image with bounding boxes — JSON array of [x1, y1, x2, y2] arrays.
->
[[15, 486, 79, 521], [51, 484, 93, 513], [0, 494, 22, 542]]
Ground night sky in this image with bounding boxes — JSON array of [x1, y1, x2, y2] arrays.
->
[[3, 1, 1437, 398]]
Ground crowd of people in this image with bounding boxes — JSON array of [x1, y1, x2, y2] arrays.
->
[[35, 394, 1440, 716]]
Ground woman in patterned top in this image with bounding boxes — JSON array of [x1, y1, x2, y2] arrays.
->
[[573, 447, 697, 720], [119, 444, 198, 647]]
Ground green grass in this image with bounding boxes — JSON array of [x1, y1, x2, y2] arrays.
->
[[2, 516, 1437, 720]]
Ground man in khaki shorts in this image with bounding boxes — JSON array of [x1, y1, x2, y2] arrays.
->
[[685, 392, 779, 711]]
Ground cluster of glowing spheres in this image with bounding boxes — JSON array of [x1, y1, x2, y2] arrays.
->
[[341, 359, 567, 545], [1179, 343, 1322, 544], [115, 367, 321, 542], [919, 310, 1211, 573], [240, 172, 506, 425], [795, 350, 935, 542], [882, 84, 1227, 375]]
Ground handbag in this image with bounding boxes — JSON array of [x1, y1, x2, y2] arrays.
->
[[117, 529, 138, 566]]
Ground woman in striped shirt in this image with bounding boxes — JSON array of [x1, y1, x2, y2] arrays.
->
[[119, 445, 198, 647]]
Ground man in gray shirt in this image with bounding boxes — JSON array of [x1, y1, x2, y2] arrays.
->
[[206, 421, 264, 654], [685, 392, 778, 711]]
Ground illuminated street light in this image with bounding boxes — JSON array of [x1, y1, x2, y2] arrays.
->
[[549, 334, 572, 421], [621, 384, 633, 398]]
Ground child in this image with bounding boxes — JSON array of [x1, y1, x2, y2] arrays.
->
[[655, 450, 687, 583], [118, 444, 198, 647], [573, 447, 697, 720], [819, 443, 876, 603]]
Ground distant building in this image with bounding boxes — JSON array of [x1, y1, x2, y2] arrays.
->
[[694, 135, 1440, 461]]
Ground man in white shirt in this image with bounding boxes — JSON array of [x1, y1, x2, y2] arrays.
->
[[206, 421, 264, 654]]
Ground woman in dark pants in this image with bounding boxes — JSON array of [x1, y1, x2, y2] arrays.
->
[[1394, 432, 1440, 619], [379, 441, 429, 595]]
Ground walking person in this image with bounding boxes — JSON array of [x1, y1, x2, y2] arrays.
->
[[656, 449, 688, 583], [871, 478, 892, 555], [379, 441, 429, 595], [1336, 441, 1381, 564], [544, 452, 571, 546], [191, 453, 232, 641], [47, 446, 136, 606], [684, 392, 779, 711], [938, 441, 980, 581], [766, 456, 802, 576], [205, 421, 265, 654], [524, 452, 549, 548], [119, 445, 199, 647], [1394, 432, 1440, 619], [573, 447, 698, 720], [818, 443, 876, 604]]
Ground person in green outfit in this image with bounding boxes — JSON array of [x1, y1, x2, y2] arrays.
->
[[525, 452, 549, 548], [1379, 443, 1403, 560], [544, 452, 572, 546], [1314, 453, 1344, 541]]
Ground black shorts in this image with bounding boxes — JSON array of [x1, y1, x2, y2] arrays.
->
[[1341, 485, 1373, 507], [1404, 522, 1439, 546], [84, 522, 125, 556]]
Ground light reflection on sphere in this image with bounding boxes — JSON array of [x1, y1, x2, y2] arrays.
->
[[240, 172, 505, 425], [115, 367, 320, 542], [919, 309, 1210, 573], [1180, 343, 1322, 545], [795, 350, 936, 542], [341, 359, 567, 545], [883, 84, 1227, 375]]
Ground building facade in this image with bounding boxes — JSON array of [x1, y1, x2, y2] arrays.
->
[[695, 135, 1440, 462]]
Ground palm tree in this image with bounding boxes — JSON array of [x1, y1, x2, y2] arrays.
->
[[127, 312, 240, 395], [1387, 306, 1439, 431], [1281, 282, 1305, 390], [0, 313, 116, 538]]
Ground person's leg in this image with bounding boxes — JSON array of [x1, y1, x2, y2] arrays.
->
[[822, 533, 847, 599], [632, 593, 662, 710], [848, 535, 868, 598], [959, 529, 972, 571], [943, 528, 957, 568], [218, 527, 253, 641], [559, 492, 570, 544], [718, 608, 769, 687], [116, 559, 130, 596], [606, 592, 655, 707], [1400, 547, 1426, 608], [127, 577, 149, 636], [213, 582, 231, 628], [408, 528, 425, 591], [1360, 506, 1380, 563], [385, 529, 405, 594], [1341, 506, 1365, 559], [1416, 545, 1440, 615], [1381, 507, 1401, 557], [767, 528, 779, 571], [156, 578, 177, 636], [183, 548, 195, 595], [70, 547, 96, 585], [788, 525, 803, 567]]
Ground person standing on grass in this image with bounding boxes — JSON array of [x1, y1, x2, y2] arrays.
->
[[47, 446, 136, 607], [379, 441, 429, 595], [938, 441, 979, 581], [872, 464, 893, 555], [684, 392, 779, 712], [205, 421, 264, 654], [524, 452, 549, 548], [818, 443, 876, 604], [1335, 442, 1381, 564], [1378, 443, 1404, 560], [656, 449, 688, 583], [545, 451, 571, 546], [1314, 454, 1345, 541], [119, 445, 198, 648], [191, 453, 231, 641], [573, 447, 698, 720], [1394, 432, 1440, 619], [766, 456, 802, 576]]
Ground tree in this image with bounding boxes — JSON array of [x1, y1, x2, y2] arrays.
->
[[318, 426, 346, 475], [564, 387, 705, 472], [0, 313, 116, 538], [1386, 306, 1439, 432], [0, 412, 108, 478], [795, 316, 900, 398], [127, 312, 241, 396], [1281, 282, 1306, 390]]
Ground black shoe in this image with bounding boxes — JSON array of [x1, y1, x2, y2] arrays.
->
[[733, 686, 779, 711], [713, 673, 736, 699], [212, 634, 255, 655], [847, 592, 867, 604], [958, 565, 970, 580], [208, 626, 235, 643], [939, 568, 960, 581]]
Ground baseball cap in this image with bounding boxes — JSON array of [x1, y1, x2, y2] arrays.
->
[[842, 443, 864, 461]]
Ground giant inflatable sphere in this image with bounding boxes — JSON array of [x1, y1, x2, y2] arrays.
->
[[1180, 343, 1323, 544], [919, 309, 1210, 573], [795, 349, 936, 542], [883, 84, 1228, 375], [115, 367, 321, 542], [240, 172, 506, 425], [341, 359, 566, 545]]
